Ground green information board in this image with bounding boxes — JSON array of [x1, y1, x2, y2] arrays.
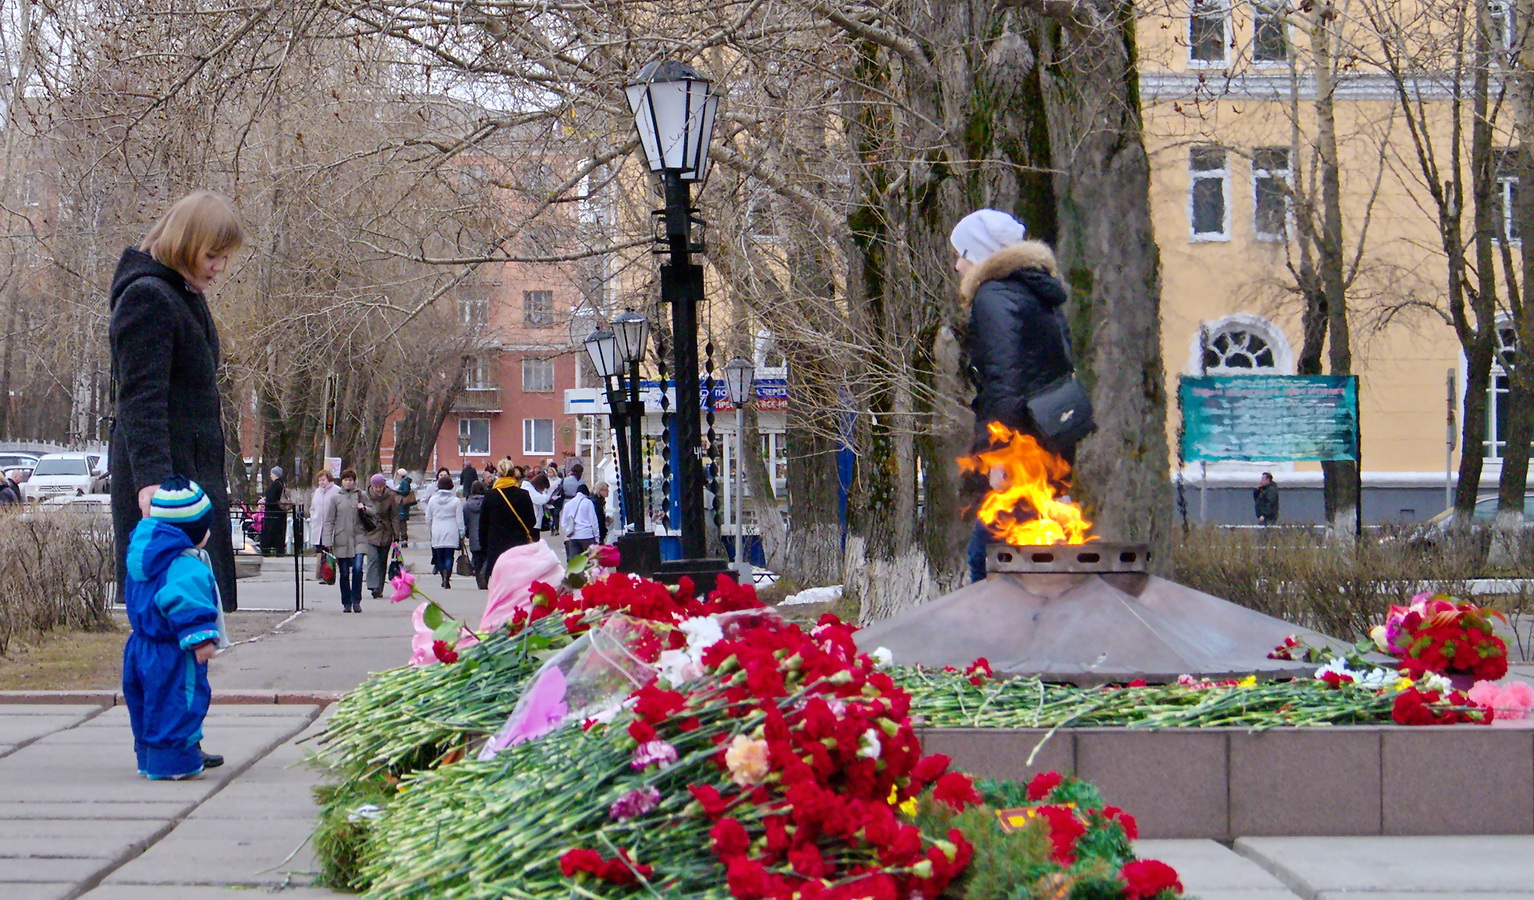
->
[[1179, 375, 1359, 462]]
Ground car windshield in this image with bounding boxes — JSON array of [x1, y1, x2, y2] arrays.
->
[[32, 458, 90, 476]]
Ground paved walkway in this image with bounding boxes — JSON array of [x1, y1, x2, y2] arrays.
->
[[4, 538, 1534, 897]]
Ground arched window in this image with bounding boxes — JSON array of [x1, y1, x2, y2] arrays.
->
[[1192, 314, 1293, 375], [1487, 321, 1519, 460]]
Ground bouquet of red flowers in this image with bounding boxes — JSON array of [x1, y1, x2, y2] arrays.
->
[[1385, 594, 1508, 682]]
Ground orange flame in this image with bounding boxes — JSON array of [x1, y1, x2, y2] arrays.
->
[[958, 422, 1092, 546]]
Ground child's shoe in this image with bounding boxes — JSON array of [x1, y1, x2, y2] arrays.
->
[[146, 766, 204, 781]]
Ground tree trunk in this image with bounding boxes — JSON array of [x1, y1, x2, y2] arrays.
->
[[1039, 0, 1171, 554]]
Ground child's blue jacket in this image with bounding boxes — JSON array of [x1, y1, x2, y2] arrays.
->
[[124, 519, 220, 649]]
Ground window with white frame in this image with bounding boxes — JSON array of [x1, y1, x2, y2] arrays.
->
[[1497, 148, 1522, 244], [523, 418, 554, 455], [1487, 322, 1520, 459], [1491, 1, 1518, 53], [524, 290, 554, 326], [458, 293, 489, 329], [458, 417, 490, 456], [522, 357, 555, 392], [1252, 146, 1291, 242], [1199, 316, 1288, 373], [1252, 1, 1290, 63], [1189, 147, 1230, 240], [464, 356, 496, 390], [1189, 0, 1228, 65]]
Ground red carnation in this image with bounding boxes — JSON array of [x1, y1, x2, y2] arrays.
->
[[597, 849, 652, 885], [688, 784, 732, 819], [932, 771, 982, 811], [558, 848, 603, 878], [911, 753, 951, 784], [1122, 859, 1184, 900], [1104, 805, 1140, 840], [1026, 771, 1064, 801], [1036, 804, 1086, 865], [431, 640, 458, 664], [710, 817, 750, 859]]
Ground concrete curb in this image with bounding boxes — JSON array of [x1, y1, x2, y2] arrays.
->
[[0, 690, 342, 706]]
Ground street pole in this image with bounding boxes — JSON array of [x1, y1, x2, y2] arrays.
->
[[661, 170, 707, 560], [1445, 368, 1456, 512], [628, 358, 647, 532], [604, 373, 633, 531], [734, 403, 750, 582]]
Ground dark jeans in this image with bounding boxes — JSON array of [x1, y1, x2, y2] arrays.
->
[[564, 537, 594, 561], [336, 555, 363, 609], [967, 521, 999, 583], [431, 547, 455, 574]]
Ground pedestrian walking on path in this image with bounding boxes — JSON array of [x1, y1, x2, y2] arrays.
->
[[361, 474, 399, 602], [480, 459, 539, 579], [110, 190, 244, 611], [1254, 472, 1280, 525], [309, 470, 340, 566], [462, 479, 488, 589], [561, 483, 600, 561], [322, 469, 368, 612], [392, 468, 415, 547], [261, 466, 288, 556], [426, 474, 465, 589], [122, 477, 225, 780]]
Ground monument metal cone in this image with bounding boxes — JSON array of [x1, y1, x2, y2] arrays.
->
[[855, 542, 1342, 685]]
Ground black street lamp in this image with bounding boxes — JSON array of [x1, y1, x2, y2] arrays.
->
[[612, 308, 650, 534], [626, 60, 730, 587], [723, 356, 755, 583], [582, 327, 631, 527]]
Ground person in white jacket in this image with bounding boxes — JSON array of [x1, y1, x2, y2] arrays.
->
[[522, 469, 552, 533], [560, 484, 600, 561], [425, 475, 465, 589]]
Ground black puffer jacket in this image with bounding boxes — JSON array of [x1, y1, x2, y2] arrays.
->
[[962, 240, 1074, 439], [108, 247, 237, 610]]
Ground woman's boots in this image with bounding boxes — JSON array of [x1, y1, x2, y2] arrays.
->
[[440, 571, 452, 590]]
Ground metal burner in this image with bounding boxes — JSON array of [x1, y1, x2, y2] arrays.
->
[[987, 542, 1149, 575]]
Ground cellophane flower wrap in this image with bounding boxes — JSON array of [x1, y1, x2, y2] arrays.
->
[[1387, 593, 1508, 682]]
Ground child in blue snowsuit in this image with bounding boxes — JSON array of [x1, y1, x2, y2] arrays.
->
[[123, 476, 224, 780]]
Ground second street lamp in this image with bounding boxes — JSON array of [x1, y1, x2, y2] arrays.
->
[[612, 308, 650, 535], [723, 356, 755, 583], [583, 328, 633, 532]]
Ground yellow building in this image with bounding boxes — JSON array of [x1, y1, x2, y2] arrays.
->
[[1138, 1, 1517, 523]]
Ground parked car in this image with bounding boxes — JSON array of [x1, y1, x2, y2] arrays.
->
[[0, 452, 40, 470], [1408, 494, 1534, 547], [21, 452, 103, 502]]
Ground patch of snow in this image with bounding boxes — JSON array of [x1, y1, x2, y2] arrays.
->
[[780, 585, 844, 606]]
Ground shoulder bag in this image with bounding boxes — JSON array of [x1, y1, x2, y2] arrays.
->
[[498, 489, 536, 544], [1024, 313, 1096, 453]]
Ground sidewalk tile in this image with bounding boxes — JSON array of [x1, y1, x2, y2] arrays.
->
[[1135, 839, 1296, 894], [0, 884, 73, 900], [0, 817, 167, 859], [102, 816, 318, 887], [0, 801, 194, 820], [1237, 836, 1534, 894], [0, 715, 96, 746], [0, 857, 110, 882], [0, 705, 106, 716]]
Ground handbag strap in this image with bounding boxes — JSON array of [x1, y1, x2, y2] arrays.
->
[[498, 488, 535, 543]]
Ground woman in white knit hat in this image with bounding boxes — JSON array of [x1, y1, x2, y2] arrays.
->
[[951, 209, 1078, 582]]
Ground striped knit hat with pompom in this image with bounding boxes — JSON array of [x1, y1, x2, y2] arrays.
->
[[150, 476, 215, 545]]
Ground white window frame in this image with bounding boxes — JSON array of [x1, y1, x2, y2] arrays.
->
[[458, 417, 490, 456], [521, 357, 555, 393], [1189, 146, 1231, 242], [1252, 146, 1292, 243], [1189, 314, 1295, 375], [1251, 0, 1291, 66], [1486, 321, 1518, 461], [1497, 149, 1522, 246], [458, 294, 489, 329], [1188, 0, 1229, 68], [523, 290, 554, 326], [464, 357, 496, 391], [523, 417, 555, 456], [1491, 0, 1518, 54]]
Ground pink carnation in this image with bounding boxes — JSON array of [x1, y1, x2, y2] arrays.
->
[[609, 786, 660, 820], [1468, 680, 1534, 723]]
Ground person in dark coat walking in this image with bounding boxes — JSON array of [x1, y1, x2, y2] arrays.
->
[[952, 209, 1077, 583], [459, 461, 478, 493], [109, 191, 245, 611], [461, 480, 488, 589], [1254, 472, 1280, 525], [260, 466, 288, 556], [479, 459, 539, 580]]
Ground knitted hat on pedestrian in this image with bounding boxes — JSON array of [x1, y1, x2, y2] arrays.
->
[[370, 473, 388, 487], [950, 209, 1027, 266], [270, 466, 284, 479], [150, 475, 215, 545]]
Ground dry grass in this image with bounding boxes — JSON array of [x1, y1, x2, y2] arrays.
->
[[0, 506, 114, 655], [0, 624, 125, 690], [1168, 524, 1534, 641]]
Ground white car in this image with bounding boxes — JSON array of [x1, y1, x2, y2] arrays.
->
[[22, 452, 103, 502], [0, 452, 40, 470]]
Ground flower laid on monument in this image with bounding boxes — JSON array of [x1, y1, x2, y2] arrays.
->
[[1385, 592, 1509, 682]]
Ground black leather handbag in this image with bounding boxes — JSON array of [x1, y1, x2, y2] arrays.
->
[[1024, 315, 1096, 453]]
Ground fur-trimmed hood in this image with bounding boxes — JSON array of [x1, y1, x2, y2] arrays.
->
[[959, 240, 1061, 302]]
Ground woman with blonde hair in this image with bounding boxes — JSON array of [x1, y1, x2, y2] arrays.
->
[[110, 191, 245, 613], [478, 458, 539, 584]]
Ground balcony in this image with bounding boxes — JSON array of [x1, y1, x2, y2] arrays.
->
[[455, 386, 502, 413]]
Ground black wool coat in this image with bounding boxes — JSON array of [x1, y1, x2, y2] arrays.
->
[[961, 240, 1075, 444], [479, 483, 539, 574], [108, 247, 237, 611]]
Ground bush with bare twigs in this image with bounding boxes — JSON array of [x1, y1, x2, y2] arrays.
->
[[0, 507, 115, 655]]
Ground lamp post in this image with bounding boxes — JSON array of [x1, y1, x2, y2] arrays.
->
[[583, 327, 632, 529], [723, 356, 755, 583], [626, 60, 730, 587], [612, 308, 650, 533]]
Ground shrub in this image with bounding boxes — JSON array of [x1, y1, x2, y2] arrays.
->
[[0, 506, 115, 655]]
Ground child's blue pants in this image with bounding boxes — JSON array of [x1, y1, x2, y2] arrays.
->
[[122, 633, 210, 777]]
